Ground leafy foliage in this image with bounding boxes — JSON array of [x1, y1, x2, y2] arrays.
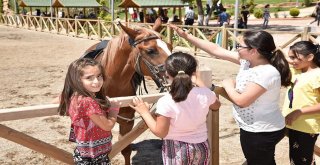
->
[[254, 8, 263, 18], [304, 0, 311, 7], [0, 0, 3, 13], [98, 0, 111, 21]]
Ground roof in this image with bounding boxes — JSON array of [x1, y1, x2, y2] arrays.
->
[[57, 0, 101, 7], [20, 0, 51, 7], [19, 0, 101, 7], [118, 0, 188, 8]]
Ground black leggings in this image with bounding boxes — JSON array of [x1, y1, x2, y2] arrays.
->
[[240, 128, 285, 165], [288, 128, 318, 165]]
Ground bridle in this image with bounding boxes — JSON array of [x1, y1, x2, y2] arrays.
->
[[116, 34, 169, 122], [130, 34, 169, 92]]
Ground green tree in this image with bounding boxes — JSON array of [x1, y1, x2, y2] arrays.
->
[[304, 0, 311, 7], [0, 0, 3, 13], [98, 0, 111, 21]]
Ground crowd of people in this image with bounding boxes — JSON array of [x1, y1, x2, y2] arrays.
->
[[53, 3, 320, 165]]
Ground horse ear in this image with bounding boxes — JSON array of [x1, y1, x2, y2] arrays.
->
[[118, 22, 139, 39], [152, 17, 162, 32]]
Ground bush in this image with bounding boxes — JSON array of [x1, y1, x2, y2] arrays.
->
[[289, 8, 300, 17], [304, 0, 311, 7], [254, 9, 263, 18]]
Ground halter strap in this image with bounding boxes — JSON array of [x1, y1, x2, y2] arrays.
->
[[131, 35, 159, 47]]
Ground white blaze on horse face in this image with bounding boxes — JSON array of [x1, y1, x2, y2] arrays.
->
[[156, 39, 171, 56]]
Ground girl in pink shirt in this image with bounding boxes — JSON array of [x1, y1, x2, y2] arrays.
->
[[58, 58, 121, 164], [130, 52, 220, 164]]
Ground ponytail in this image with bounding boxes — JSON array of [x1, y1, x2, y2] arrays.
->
[[170, 71, 193, 102], [165, 52, 198, 102], [269, 49, 291, 87]]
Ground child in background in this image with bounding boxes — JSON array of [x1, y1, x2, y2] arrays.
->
[[130, 52, 221, 164], [282, 41, 320, 165], [262, 4, 271, 29], [58, 58, 121, 164]]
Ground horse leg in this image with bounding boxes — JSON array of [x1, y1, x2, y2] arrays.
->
[[117, 107, 135, 165]]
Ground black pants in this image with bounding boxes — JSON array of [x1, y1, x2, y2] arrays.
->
[[288, 128, 318, 165], [184, 18, 194, 26], [240, 128, 285, 165]]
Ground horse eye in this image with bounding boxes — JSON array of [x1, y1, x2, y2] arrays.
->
[[146, 48, 157, 55]]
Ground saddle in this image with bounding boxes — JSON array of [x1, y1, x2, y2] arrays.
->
[[82, 40, 109, 59]]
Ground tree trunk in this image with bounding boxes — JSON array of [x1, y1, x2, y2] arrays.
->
[[3, 0, 10, 14], [205, 0, 219, 26], [196, 0, 204, 26]]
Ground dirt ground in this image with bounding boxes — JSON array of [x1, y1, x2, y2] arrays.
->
[[0, 18, 319, 165]]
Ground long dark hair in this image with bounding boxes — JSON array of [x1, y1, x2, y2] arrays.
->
[[289, 41, 320, 67], [57, 58, 110, 116], [243, 30, 291, 86], [165, 52, 197, 102]]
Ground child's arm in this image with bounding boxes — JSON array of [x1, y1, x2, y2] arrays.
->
[[222, 79, 266, 108], [210, 98, 221, 111], [169, 24, 240, 64], [90, 99, 121, 131], [286, 103, 320, 126], [130, 97, 170, 138]]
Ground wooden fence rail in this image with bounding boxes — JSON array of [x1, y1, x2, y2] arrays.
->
[[1, 14, 319, 56]]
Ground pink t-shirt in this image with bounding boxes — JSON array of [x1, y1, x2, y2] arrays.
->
[[156, 87, 216, 143]]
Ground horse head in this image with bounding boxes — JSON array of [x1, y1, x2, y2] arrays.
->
[[118, 18, 172, 92]]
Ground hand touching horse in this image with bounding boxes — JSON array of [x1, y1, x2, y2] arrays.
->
[[83, 18, 172, 164]]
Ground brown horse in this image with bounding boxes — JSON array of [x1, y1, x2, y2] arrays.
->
[[82, 18, 172, 164]]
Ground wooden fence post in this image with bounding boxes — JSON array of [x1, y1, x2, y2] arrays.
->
[[98, 18, 102, 40], [167, 25, 172, 45], [302, 26, 311, 41], [221, 24, 228, 49], [199, 66, 219, 165], [193, 27, 197, 56]]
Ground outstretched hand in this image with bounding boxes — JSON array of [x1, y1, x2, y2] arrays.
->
[[129, 97, 150, 115], [169, 24, 188, 38]]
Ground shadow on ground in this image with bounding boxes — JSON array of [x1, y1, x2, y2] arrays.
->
[[131, 139, 163, 165]]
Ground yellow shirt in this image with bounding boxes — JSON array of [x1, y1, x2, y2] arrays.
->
[[282, 68, 320, 133]]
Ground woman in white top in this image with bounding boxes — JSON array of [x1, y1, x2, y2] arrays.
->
[[170, 25, 292, 165], [130, 52, 221, 165]]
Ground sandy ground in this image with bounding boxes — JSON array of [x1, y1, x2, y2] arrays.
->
[[0, 17, 319, 165]]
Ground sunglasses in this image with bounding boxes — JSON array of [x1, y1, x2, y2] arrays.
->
[[288, 79, 298, 109], [236, 43, 250, 49]]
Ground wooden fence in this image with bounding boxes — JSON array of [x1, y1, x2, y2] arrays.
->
[[1, 14, 319, 54], [0, 69, 220, 165]]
